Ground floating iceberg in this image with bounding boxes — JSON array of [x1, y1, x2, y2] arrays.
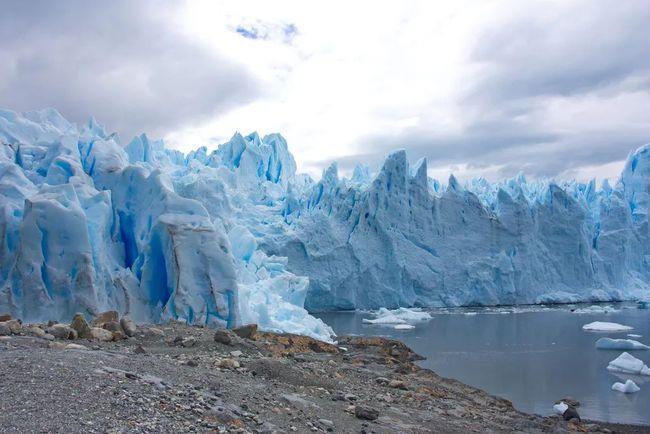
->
[[582, 322, 634, 332], [628, 334, 643, 338], [394, 324, 416, 330], [612, 379, 641, 393], [362, 308, 432, 325], [595, 338, 649, 350], [606, 352, 650, 375]]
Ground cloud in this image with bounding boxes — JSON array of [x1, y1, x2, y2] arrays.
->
[[0, 0, 262, 140], [1, 0, 649, 184]]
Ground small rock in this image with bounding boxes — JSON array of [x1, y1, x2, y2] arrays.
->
[[64, 343, 88, 350], [389, 379, 408, 390], [181, 336, 198, 347], [230, 350, 243, 357], [70, 313, 93, 339], [344, 393, 358, 402], [42, 333, 55, 341], [90, 327, 114, 342], [102, 320, 123, 333], [26, 326, 46, 338], [354, 405, 379, 421], [217, 358, 240, 369], [46, 324, 77, 340], [120, 316, 137, 337], [4, 319, 22, 334], [214, 329, 234, 345], [0, 314, 11, 322], [375, 377, 390, 385], [147, 327, 165, 337], [186, 359, 199, 367], [91, 310, 119, 327], [318, 419, 334, 428], [563, 406, 581, 421], [232, 324, 257, 340], [134, 345, 146, 354], [0, 322, 10, 336], [556, 397, 580, 408]]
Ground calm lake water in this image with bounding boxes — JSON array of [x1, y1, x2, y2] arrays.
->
[[316, 303, 650, 425]]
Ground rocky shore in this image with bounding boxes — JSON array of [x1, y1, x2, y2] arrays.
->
[[0, 314, 648, 433]]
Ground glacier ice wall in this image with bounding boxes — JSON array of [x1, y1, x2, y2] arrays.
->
[[1, 108, 650, 340]]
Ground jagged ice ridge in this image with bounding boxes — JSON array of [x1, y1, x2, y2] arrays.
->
[[1, 108, 650, 341]]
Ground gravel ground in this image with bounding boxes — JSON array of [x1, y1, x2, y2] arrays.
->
[[1, 320, 648, 433]]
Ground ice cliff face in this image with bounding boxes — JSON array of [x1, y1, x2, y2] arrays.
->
[[1, 108, 649, 340]]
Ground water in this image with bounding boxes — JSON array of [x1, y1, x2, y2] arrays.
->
[[316, 303, 650, 425]]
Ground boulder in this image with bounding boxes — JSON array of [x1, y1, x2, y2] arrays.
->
[[102, 320, 123, 333], [120, 316, 137, 337], [90, 327, 114, 342], [112, 330, 125, 341], [214, 329, 235, 345], [0, 322, 11, 336], [26, 326, 46, 338], [0, 314, 11, 322], [4, 319, 22, 334], [232, 324, 257, 340], [70, 313, 93, 339], [46, 324, 77, 340], [563, 406, 581, 421], [91, 311, 119, 327]]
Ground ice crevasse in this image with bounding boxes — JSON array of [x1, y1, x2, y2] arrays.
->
[[1, 108, 650, 341]]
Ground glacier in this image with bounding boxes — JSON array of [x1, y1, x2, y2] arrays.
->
[[1, 108, 650, 341]]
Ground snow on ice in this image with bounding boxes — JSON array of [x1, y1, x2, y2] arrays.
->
[[582, 322, 634, 332]]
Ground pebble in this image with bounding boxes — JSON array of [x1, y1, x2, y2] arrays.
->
[[354, 405, 379, 421]]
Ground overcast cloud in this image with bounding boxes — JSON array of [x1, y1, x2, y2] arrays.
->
[[1, 0, 649, 182]]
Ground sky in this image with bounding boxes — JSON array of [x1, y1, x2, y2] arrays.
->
[[1, 0, 649, 183]]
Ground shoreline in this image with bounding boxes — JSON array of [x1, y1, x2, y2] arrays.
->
[[2, 316, 649, 433]]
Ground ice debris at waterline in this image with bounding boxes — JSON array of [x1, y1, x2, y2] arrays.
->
[[595, 337, 649, 350], [362, 308, 433, 325], [552, 402, 568, 415], [2, 108, 650, 337], [582, 322, 634, 332], [606, 352, 650, 375], [611, 379, 641, 394], [393, 324, 416, 330]]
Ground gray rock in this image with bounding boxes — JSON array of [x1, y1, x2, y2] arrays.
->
[[26, 326, 46, 338], [354, 405, 379, 421], [90, 327, 113, 342], [563, 406, 581, 421], [0, 322, 11, 336], [46, 324, 77, 340], [134, 345, 146, 354], [214, 329, 234, 345], [389, 379, 408, 390], [120, 316, 137, 337], [556, 396, 580, 408], [102, 320, 123, 333], [318, 418, 334, 428]]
